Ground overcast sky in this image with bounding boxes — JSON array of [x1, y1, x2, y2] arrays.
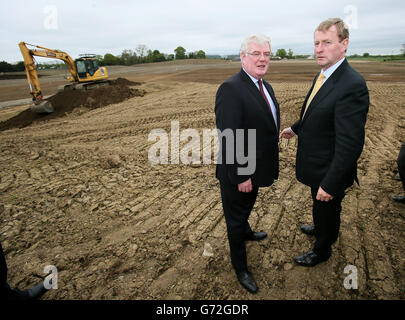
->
[[1, 0, 405, 63]]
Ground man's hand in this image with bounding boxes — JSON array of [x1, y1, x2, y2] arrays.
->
[[279, 127, 295, 140], [316, 187, 334, 202], [238, 178, 252, 193]]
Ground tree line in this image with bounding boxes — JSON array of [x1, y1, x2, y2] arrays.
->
[[2, 44, 404, 72], [0, 61, 25, 72], [274, 48, 295, 59], [0, 45, 206, 72], [99, 45, 206, 66]]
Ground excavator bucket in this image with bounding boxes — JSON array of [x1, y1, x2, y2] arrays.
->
[[30, 100, 54, 114]]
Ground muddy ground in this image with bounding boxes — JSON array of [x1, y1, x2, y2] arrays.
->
[[0, 59, 404, 300]]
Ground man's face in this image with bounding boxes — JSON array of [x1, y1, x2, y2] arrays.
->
[[241, 41, 271, 79], [314, 25, 348, 70]]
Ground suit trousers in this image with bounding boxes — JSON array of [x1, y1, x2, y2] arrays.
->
[[311, 187, 345, 258], [398, 142, 405, 191], [220, 183, 258, 274]]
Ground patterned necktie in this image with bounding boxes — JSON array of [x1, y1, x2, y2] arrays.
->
[[258, 79, 270, 107], [302, 73, 325, 118], [258, 79, 277, 128]]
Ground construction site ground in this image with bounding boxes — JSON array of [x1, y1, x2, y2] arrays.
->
[[0, 59, 404, 300]]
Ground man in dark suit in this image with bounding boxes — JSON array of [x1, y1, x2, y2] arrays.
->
[[280, 18, 369, 267], [215, 34, 280, 293]]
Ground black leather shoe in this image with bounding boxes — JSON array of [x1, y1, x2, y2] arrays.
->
[[392, 196, 405, 203], [294, 250, 330, 267], [5, 282, 49, 300], [300, 225, 315, 236], [26, 282, 48, 299], [246, 231, 267, 241], [237, 271, 258, 294]]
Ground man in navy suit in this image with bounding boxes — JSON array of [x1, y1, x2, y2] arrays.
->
[[280, 18, 369, 267], [215, 34, 280, 293]]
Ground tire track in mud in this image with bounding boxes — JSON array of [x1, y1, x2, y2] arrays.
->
[[338, 83, 403, 299]]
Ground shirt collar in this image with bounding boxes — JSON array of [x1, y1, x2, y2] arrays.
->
[[321, 57, 345, 80], [242, 67, 262, 84]]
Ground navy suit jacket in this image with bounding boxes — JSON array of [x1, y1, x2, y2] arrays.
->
[[291, 59, 369, 197]]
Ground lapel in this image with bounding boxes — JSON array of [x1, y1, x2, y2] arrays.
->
[[239, 69, 278, 132], [301, 59, 348, 123]]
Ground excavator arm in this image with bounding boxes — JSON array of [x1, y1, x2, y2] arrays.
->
[[18, 42, 79, 103]]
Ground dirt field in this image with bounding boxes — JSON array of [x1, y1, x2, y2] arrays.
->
[[0, 59, 404, 300]]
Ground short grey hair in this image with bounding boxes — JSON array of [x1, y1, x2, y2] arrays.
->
[[240, 34, 271, 56]]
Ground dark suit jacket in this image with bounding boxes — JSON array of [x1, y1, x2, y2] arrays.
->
[[291, 59, 369, 197], [215, 69, 280, 187]]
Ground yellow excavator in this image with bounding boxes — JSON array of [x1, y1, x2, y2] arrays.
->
[[19, 42, 109, 113]]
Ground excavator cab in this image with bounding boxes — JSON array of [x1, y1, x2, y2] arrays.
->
[[75, 55, 105, 81], [75, 60, 87, 78]]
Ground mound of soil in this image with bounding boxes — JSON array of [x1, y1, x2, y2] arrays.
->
[[0, 78, 145, 131], [111, 78, 141, 86]]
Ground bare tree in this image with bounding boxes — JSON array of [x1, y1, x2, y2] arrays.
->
[[135, 44, 148, 58]]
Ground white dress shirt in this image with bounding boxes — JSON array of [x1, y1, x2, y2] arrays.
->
[[320, 56, 345, 83]]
